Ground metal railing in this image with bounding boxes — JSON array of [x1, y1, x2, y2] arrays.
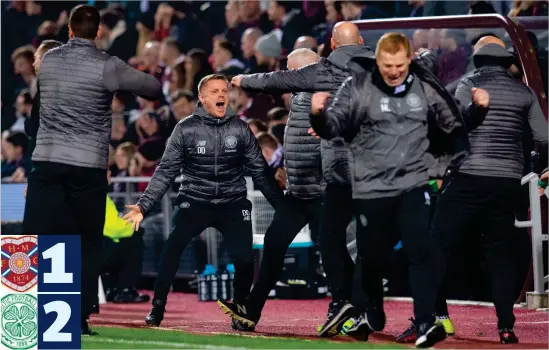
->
[[515, 172, 548, 294]]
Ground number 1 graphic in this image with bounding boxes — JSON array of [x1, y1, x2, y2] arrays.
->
[[42, 243, 73, 284]]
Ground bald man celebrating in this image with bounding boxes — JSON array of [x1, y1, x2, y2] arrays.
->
[[218, 48, 336, 332], [229, 22, 438, 339], [428, 36, 547, 344]]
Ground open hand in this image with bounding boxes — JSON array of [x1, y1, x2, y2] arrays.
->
[[311, 92, 329, 115], [472, 88, 489, 108], [122, 204, 144, 231]]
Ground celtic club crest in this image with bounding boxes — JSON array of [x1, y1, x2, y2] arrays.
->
[[1, 294, 38, 350], [1, 236, 38, 292]]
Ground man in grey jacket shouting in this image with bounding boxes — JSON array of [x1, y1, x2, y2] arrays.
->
[[310, 32, 488, 348], [21, 4, 162, 335]]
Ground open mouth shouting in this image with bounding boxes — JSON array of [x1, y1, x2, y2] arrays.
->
[[215, 100, 226, 113]]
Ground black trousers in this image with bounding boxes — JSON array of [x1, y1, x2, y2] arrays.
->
[[354, 186, 435, 325], [154, 197, 254, 304], [102, 230, 144, 290], [21, 161, 107, 318], [319, 183, 365, 308], [431, 172, 520, 329], [247, 194, 322, 317]]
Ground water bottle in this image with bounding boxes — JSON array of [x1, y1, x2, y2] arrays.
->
[[211, 274, 218, 300], [220, 272, 228, 300]]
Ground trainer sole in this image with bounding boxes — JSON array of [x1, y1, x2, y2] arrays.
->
[[318, 304, 355, 338], [216, 301, 257, 328]]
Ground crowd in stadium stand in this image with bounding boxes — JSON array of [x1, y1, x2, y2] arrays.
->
[[1, 0, 547, 188]]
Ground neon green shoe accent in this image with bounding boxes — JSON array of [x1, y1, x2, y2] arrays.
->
[[340, 318, 356, 335], [435, 317, 455, 335]]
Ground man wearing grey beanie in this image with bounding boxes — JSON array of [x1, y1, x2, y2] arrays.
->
[[254, 32, 282, 71]]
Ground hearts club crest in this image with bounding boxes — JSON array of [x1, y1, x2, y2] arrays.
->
[[1, 236, 38, 292]]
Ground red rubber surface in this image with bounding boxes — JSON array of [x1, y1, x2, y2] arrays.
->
[[90, 292, 548, 348]]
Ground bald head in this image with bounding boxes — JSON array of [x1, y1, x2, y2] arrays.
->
[[287, 48, 320, 70], [294, 36, 318, 50], [331, 21, 363, 48], [474, 35, 505, 53], [241, 27, 263, 59], [242, 27, 262, 42]]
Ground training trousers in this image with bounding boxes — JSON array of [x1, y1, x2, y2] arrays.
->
[[354, 185, 436, 325], [102, 229, 144, 290], [319, 183, 367, 310], [430, 172, 520, 329], [153, 196, 254, 304], [247, 193, 322, 318], [22, 161, 107, 319]]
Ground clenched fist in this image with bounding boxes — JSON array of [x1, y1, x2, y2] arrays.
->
[[311, 92, 330, 115], [472, 87, 489, 108]]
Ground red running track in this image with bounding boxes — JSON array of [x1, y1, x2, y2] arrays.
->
[[90, 292, 548, 349]]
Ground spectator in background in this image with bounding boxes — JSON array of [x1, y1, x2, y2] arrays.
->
[[294, 36, 318, 51], [268, 0, 312, 55], [130, 41, 164, 81], [229, 85, 277, 122], [266, 107, 288, 145], [135, 12, 155, 57], [254, 32, 282, 73], [224, 0, 243, 47], [339, 1, 388, 20], [412, 30, 429, 52], [11, 45, 37, 97], [241, 27, 263, 71], [256, 131, 286, 189], [409, 0, 425, 16], [184, 49, 214, 97], [508, 0, 548, 16], [237, 0, 274, 34], [213, 40, 246, 76], [247, 119, 269, 136], [111, 115, 127, 150], [1, 131, 28, 182], [170, 90, 196, 122], [168, 61, 187, 97], [10, 89, 33, 134], [468, 1, 497, 14], [438, 29, 470, 86], [160, 37, 185, 100], [98, 8, 138, 63], [423, 0, 469, 16]]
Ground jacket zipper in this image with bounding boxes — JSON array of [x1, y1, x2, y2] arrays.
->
[[215, 120, 219, 197]]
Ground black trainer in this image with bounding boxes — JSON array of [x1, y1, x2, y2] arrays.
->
[[114, 288, 151, 303], [145, 299, 166, 326], [81, 317, 98, 336], [318, 301, 355, 337], [415, 322, 446, 348], [217, 300, 257, 328], [341, 313, 373, 341], [231, 318, 256, 332], [396, 317, 417, 343], [499, 328, 519, 344]]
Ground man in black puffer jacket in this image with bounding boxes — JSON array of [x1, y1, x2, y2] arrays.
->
[[229, 22, 440, 337], [123, 74, 283, 328], [218, 48, 330, 332], [310, 33, 484, 348]]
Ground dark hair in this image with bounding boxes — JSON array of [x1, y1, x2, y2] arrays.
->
[[6, 132, 28, 154], [37, 40, 62, 55], [267, 107, 289, 121], [171, 89, 196, 103], [197, 74, 228, 94], [256, 132, 278, 150], [69, 5, 100, 39], [216, 40, 237, 58], [18, 89, 33, 105], [99, 9, 119, 30]]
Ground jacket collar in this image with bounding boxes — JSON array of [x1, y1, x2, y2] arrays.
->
[[68, 37, 96, 47], [327, 45, 374, 70], [193, 102, 235, 126]]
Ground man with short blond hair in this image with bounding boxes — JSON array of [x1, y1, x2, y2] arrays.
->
[[310, 32, 487, 348]]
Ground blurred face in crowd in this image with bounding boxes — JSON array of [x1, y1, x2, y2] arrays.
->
[[225, 1, 240, 29], [241, 32, 257, 60], [142, 42, 160, 70], [212, 43, 232, 70], [111, 118, 126, 141], [112, 96, 125, 114], [238, 0, 261, 21], [16, 95, 31, 115], [267, 0, 284, 23], [340, 2, 360, 21], [229, 87, 249, 114], [254, 51, 267, 65], [137, 96, 155, 110], [261, 144, 275, 163], [128, 155, 142, 176], [171, 96, 195, 121], [324, 0, 338, 23], [199, 79, 229, 118], [115, 149, 131, 170], [3, 141, 22, 162], [14, 56, 34, 77], [139, 113, 159, 136], [376, 47, 411, 87], [428, 29, 441, 51], [412, 29, 429, 52]]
